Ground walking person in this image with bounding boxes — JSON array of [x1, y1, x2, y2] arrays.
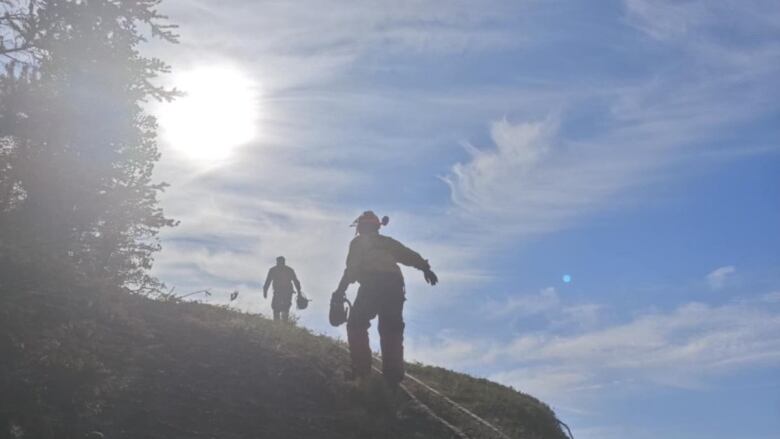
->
[[331, 211, 438, 387], [263, 256, 303, 322]]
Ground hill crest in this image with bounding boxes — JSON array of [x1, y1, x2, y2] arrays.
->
[[1, 286, 569, 439]]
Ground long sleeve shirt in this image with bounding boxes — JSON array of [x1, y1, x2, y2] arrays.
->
[[339, 233, 429, 289], [263, 265, 301, 294]]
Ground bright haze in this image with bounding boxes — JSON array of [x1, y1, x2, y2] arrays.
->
[[148, 2, 780, 438]]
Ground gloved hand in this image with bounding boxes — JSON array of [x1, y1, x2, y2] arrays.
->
[[423, 268, 438, 286]]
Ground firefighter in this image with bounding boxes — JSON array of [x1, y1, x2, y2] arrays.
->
[[332, 211, 438, 387], [263, 256, 302, 321]]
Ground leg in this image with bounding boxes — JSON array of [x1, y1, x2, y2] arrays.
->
[[272, 291, 292, 322], [378, 292, 406, 387], [346, 288, 377, 379], [281, 295, 293, 322], [271, 293, 280, 321]]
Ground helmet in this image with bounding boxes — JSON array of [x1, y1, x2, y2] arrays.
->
[[276, 256, 286, 264], [296, 292, 310, 310], [351, 211, 389, 234], [329, 292, 351, 327]]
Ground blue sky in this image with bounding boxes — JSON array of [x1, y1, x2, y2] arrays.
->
[[147, 1, 780, 438]]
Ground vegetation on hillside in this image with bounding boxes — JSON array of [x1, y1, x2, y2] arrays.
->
[[406, 363, 568, 439], [1, 283, 569, 439]]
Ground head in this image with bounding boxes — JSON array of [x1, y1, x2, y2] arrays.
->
[[352, 210, 389, 235], [276, 256, 286, 266]]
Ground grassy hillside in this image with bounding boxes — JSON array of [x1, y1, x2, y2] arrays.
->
[[0, 285, 568, 439]]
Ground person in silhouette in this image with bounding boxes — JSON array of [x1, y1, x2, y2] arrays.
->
[[332, 211, 438, 387], [263, 256, 302, 321]]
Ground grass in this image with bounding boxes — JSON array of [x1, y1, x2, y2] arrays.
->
[[406, 363, 568, 439], [0, 284, 569, 439]]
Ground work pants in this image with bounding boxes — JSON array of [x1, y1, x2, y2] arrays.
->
[[271, 290, 294, 322], [346, 274, 406, 386]]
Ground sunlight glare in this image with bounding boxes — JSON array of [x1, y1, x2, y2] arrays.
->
[[158, 66, 259, 164]]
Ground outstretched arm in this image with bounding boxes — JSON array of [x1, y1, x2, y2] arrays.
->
[[388, 238, 438, 285]]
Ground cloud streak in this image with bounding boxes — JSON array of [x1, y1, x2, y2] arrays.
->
[[439, 0, 780, 242], [409, 295, 780, 408], [706, 265, 736, 290]]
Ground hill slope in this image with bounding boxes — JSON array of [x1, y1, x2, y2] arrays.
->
[[0, 286, 568, 439]]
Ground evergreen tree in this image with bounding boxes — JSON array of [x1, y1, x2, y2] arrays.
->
[[0, 0, 178, 292]]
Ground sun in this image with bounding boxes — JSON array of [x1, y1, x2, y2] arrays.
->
[[157, 66, 259, 164]]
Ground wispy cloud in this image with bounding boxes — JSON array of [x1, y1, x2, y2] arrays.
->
[[443, 78, 777, 241], [443, 115, 644, 237], [409, 296, 780, 408], [706, 265, 736, 290], [406, 332, 498, 368], [156, 0, 525, 91], [440, 0, 779, 241], [623, 0, 713, 41], [624, 0, 780, 73], [484, 286, 560, 317]]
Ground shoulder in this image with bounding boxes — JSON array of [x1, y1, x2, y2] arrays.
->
[[379, 234, 403, 246]]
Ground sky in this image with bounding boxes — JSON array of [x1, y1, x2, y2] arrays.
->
[[145, 1, 780, 438]]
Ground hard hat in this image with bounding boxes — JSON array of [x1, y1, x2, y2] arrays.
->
[[350, 211, 389, 229]]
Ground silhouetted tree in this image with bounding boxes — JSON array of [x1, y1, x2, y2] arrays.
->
[[0, 0, 178, 292]]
